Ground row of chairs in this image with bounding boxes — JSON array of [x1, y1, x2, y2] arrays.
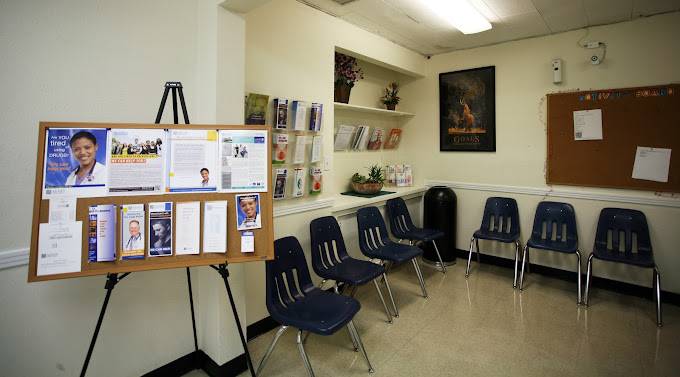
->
[[259, 198, 443, 376], [465, 197, 662, 326]]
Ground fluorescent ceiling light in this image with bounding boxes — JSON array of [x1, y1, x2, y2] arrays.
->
[[422, 0, 492, 34]]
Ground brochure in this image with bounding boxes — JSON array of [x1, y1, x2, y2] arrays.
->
[[168, 129, 218, 192], [235, 193, 262, 230], [43, 128, 108, 198], [272, 133, 288, 165], [203, 201, 228, 253], [291, 101, 307, 131], [384, 128, 402, 149], [218, 130, 268, 192], [293, 168, 305, 197], [309, 167, 322, 195], [108, 129, 166, 195], [274, 168, 288, 200], [367, 127, 384, 150], [311, 135, 322, 163], [120, 204, 145, 260], [309, 102, 323, 131], [175, 202, 200, 255], [148, 202, 173, 257], [88, 205, 116, 262], [245, 93, 269, 125], [274, 98, 288, 129]]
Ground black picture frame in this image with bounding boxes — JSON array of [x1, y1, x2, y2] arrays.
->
[[439, 66, 496, 152]]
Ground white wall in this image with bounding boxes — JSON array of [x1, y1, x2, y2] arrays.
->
[[0, 1, 248, 375], [400, 12, 680, 292]]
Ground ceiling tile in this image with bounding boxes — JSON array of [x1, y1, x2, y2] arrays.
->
[[480, 0, 537, 17], [584, 0, 632, 25], [532, 0, 588, 33], [632, 0, 680, 17]]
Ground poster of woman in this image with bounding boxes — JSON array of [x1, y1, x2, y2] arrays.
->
[[235, 193, 261, 230], [43, 128, 108, 197]]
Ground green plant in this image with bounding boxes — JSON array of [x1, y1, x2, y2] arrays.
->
[[380, 82, 400, 106], [352, 165, 385, 184]]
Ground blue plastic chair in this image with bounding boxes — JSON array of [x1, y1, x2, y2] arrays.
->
[[310, 216, 394, 323], [257, 236, 374, 376], [465, 197, 522, 287], [356, 206, 427, 316], [584, 208, 662, 326], [519, 201, 582, 303], [386, 197, 446, 274]]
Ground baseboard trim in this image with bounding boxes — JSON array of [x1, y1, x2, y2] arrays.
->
[[453, 249, 680, 306], [247, 316, 279, 341], [142, 350, 247, 377]]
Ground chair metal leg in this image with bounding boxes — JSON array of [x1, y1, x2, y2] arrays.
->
[[513, 241, 520, 288], [257, 325, 288, 376], [475, 238, 481, 262], [519, 244, 528, 291], [382, 273, 399, 317], [525, 244, 531, 274], [576, 250, 582, 305], [431, 240, 447, 274], [411, 258, 428, 298], [584, 254, 594, 306], [465, 237, 475, 277], [373, 279, 393, 323], [347, 326, 359, 352], [297, 330, 315, 377], [302, 331, 310, 344], [654, 267, 662, 327], [347, 320, 375, 373]]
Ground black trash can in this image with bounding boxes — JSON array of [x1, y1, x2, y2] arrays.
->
[[422, 186, 457, 265]]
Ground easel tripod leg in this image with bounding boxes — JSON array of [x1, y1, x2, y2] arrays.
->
[[186, 267, 199, 354]]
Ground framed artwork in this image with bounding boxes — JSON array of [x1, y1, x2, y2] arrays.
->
[[439, 66, 496, 151]]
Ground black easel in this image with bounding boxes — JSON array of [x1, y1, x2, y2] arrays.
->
[[80, 82, 255, 377]]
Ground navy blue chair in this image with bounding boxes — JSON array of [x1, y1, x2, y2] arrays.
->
[[386, 197, 446, 274], [519, 201, 582, 303], [310, 216, 394, 323], [584, 208, 662, 326], [465, 197, 522, 288], [356, 206, 427, 316], [257, 236, 374, 376]]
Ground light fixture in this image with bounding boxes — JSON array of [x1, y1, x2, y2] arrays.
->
[[422, 0, 492, 34]]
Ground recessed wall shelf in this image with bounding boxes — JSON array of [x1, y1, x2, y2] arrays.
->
[[334, 102, 415, 117]]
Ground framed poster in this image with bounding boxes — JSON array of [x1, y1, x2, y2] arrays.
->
[[439, 66, 496, 151]]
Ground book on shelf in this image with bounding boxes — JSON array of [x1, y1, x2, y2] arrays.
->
[[274, 168, 288, 200], [274, 98, 288, 129], [291, 101, 308, 131], [309, 102, 323, 131], [384, 128, 402, 149], [352, 125, 371, 150], [245, 93, 269, 125], [367, 127, 384, 150], [309, 167, 322, 195], [272, 133, 288, 164], [334, 125, 356, 151]]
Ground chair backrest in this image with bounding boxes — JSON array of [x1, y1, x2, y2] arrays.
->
[[530, 201, 578, 244], [267, 236, 316, 315], [385, 197, 416, 238], [356, 206, 390, 254], [479, 197, 520, 237], [309, 216, 350, 275], [594, 208, 652, 256]]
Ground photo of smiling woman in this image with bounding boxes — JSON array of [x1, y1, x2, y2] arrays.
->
[[43, 128, 108, 197]]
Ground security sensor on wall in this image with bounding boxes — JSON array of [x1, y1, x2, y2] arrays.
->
[[552, 59, 562, 84], [584, 41, 606, 65]]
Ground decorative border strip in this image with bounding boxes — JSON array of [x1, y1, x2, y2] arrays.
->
[[273, 198, 335, 217], [425, 180, 680, 208], [0, 248, 29, 270]]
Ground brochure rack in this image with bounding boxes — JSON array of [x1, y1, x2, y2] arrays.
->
[[29, 83, 270, 376]]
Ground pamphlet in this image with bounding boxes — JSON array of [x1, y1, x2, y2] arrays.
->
[[88, 205, 116, 262], [309, 103, 323, 131], [291, 101, 308, 131], [272, 133, 288, 164], [309, 167, 322, 195], [120, 204, 145, 260], [293, 135, 307, 164], [37, 221, 82, 276], [384, 128, 402, 149], [245, 93, 269, 125], [367, 127, 384, 150], [203, 201, 228, 253], [274, 168, 288, 200], [241, 231, 255, 253], [293, 168, 305, 197], [168, 129, 218, 192], [218, 130, 268, 192], [334, 125, 356, 151], [148, 202, 173, 257], [108, 129, 166, 195], [311, 135, 322, 163], [236, 193, 262, 231], [43, 128, 108, 198], [274, 98, 288, 129], [49, 195, 77, 224], [175, 202, 200, 255]]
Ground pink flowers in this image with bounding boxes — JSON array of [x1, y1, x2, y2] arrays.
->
[[335, 52, 364, 87]]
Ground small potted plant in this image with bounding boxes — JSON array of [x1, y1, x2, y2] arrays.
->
[[335, 52, 364, 103], [381, 82, 400, 110], [351, 165, 385, 195]]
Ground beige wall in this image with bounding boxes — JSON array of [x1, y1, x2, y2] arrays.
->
[[400, 12, 680, 292]]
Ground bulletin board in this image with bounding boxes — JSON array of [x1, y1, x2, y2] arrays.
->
[[29, 122, 274, 282], [546, 84, 680, 192]]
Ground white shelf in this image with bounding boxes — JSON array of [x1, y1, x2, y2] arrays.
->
[[334, 102, 415, 117]]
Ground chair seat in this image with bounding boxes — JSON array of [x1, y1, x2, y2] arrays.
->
[[318, 258, 385, 286], [592, 248, 655, 268], [272, 291, 360, 336], [402, 227, 444, 243], [364, 242, 422, 264], [473, 228, 519, 243], [527, 238, 578, 253]]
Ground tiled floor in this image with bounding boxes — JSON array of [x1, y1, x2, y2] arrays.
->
[[189, 259, 680, 377]]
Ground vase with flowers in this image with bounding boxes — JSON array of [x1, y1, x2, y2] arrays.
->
[[381, 82, 400, 111], [334, 52, 364, 103]]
